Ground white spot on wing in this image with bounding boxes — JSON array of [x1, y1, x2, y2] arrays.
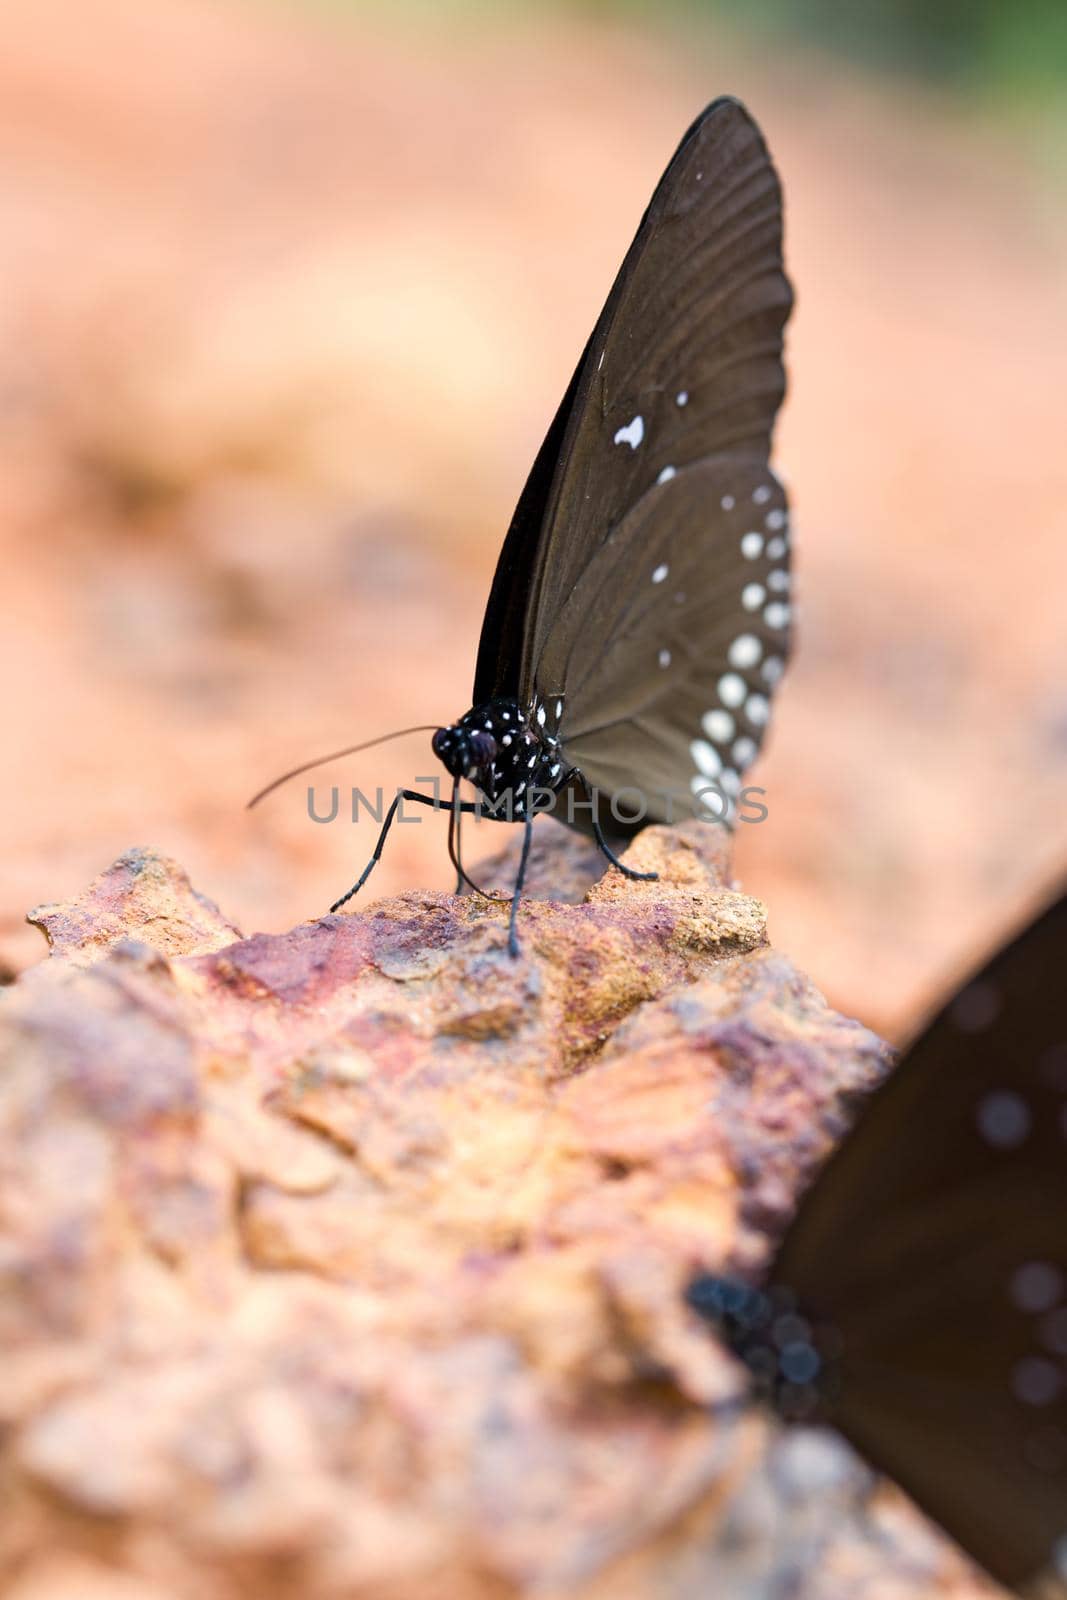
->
[[742, 583, 765, 611], [690, 739, 722, 777], [658, 648, 671, 668], [690, 775, 727, 817], [676, 390, 688, 406], [733, 736, 757, 767], [753, 484, 773, 505], [977, 1091, 1030, 1148], [721, 494, 735, 511], [745, 693, 770, 727], [951, 981, 1001, 1032], [703, 709, 734, 743], [1013, 1357, 1062, 1406], [614, 415, 645, 450], [764, 602, 790, 630], [718, 673, 746, 709], [1010, 1263, 1064, 1314], [761, 656, 784, 685], [740, 532, 763, 560], [768, 569, 790, 592], [656, 465, 677, 484], [765, 508, 787, 530], [536, 704, 546, 726], [728, 634, 762, 669], [766, 535, 788, 560], [651, 563, 669, 584]]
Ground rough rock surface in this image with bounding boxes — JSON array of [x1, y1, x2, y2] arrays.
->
[[1, 824, 998, 1599]]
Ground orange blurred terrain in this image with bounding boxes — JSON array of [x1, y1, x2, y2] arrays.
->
[[3, 0, 1066, 1036]]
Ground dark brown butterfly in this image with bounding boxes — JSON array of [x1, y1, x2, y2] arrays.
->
[[688, 883, 1067, 1597], [252, 99, 793, 952]]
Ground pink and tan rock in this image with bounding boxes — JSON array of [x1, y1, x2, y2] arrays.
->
[[27, 849, 241, 967], [0, 825, 998, 1599]]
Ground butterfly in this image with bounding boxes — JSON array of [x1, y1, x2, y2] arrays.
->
[[687, 882, 1067, 1598], [251, 99, 793, 953]]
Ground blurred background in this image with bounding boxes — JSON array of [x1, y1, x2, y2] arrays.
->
[[2, 0, 1065, 1038]]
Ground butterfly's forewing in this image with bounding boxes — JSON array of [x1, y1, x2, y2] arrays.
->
[[774, 887, 1067, 1597], [472, 356, 587, 704], [473, 98, 793, 807]]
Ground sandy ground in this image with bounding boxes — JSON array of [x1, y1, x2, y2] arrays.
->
[[3, 0, 1066, 1037]]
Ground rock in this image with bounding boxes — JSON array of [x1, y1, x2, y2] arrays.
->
[[27, 847, 241, 966], [0, 824, 996, 1599]]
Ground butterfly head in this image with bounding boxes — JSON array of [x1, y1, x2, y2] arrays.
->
[[432, 723, 498, 782], [686, 1273, 836, 1422]]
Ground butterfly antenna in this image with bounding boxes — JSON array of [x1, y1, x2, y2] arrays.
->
[[247, 725, 441, 810]]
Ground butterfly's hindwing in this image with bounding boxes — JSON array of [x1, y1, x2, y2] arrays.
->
[[545, 458, 791, 819]]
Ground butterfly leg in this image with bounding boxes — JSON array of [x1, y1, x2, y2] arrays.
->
[[507, 813, 534, 958], [447, 780, 511, 903], [330, 788, 481, 913], [569, 768, 658, 882], [446, 782, 464, 894]]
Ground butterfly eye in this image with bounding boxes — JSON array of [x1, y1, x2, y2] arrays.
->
[[469, 730, 498, 765], [432, 726, 471, 778]]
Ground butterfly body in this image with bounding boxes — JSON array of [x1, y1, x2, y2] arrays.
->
[[431, 696, 566, 821]]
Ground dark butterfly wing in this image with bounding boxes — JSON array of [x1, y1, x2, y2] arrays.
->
[[472, 353, 587, 704], [540, 459, 789, 814], [473, 97, 793, 812], [774, 885, 1067, 1597]]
